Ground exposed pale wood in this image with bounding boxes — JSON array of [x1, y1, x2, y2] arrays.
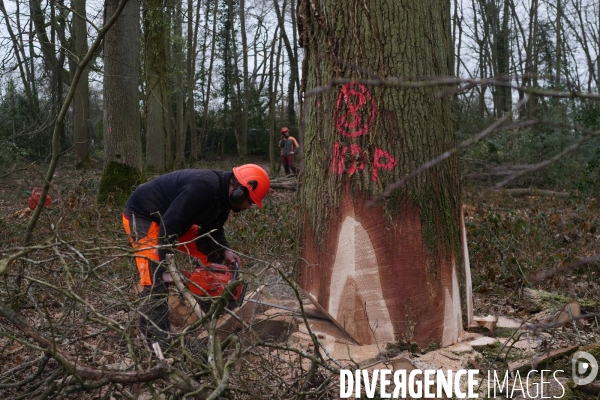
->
[[299, 0, 466, 349], [461, 205, 474, 325], [198, 286, 268, 342], [244, 299, 328, 320], [472, 315, 497, 331], [297, 286, 362, 345], [166, 256, 204, 320], [555, 301, 581, 326]]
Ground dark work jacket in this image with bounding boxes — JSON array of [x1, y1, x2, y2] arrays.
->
[[125, 169, 232, 260]]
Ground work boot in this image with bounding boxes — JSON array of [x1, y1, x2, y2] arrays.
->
[[139, 280, 172, 350]]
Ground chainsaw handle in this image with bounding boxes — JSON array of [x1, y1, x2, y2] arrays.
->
[[231, 262, 240, 281]]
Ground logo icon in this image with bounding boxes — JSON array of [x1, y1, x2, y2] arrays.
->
[[572, 351, 598, 385]]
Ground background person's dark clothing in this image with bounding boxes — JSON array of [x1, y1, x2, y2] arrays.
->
[[279, 136, 298, 156]]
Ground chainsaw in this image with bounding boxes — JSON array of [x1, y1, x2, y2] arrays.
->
[[162, 261, 247, 311]]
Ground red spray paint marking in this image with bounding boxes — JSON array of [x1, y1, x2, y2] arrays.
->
[[372, 148, 397, 181], [331, 142, 347, 175], [346, 144, 366, 175], [332, 142, 395, 181], [331, 142, 366, 176], [335, 83, 376, 137]]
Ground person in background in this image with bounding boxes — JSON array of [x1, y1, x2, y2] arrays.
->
[[122, 164, 270, 346], [279, 127, 299, 176]]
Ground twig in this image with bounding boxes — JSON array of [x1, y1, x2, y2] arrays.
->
[[0, 300, 169, 383], [368, 96, 529, 206]]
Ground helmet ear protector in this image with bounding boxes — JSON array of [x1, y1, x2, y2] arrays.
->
[[230, 180, 258, 205]]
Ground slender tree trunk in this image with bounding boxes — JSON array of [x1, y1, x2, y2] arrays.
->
[[201, 0, 218, 158], [273, 0, 298, 129], [144, 0, 169, 172], [174, 0, 186, 168], [298, 0, 467, 347], [238, 0, 249, 157], [72, 0, 90, 166], [269, 30, 282, 173], [496, 0, 511, 116], [186, 0, 201, 163], [555, 0, 562, 84], [0, 0, 36, 112], [165, 2, 175, 169]]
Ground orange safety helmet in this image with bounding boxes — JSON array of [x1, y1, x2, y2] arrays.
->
[[232, 164, 270, 208], [281, 127, 289, 133]]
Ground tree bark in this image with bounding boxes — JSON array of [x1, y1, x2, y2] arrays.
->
[[144, 0, 169, 173], [186, 0, 201, 162], [200, 0, 218, 158], [298, 0, 467, 347], [268, 29, 282, 173], [273, 0, 299, 129], [72, 0, 90, 166], [173, 0, 186, 168], [99, 0, 144, 205], [239, 0, 249, 157], [555, 0, 562, 84]]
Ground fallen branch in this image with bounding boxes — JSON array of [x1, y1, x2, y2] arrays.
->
[[500, 188, 569, 198], [270, 181, 297, 190], [465, 164, 535, 178], [165, 255, 205, 320], [531, 254, 600, 282], [574, 382, 600, 395], [508, 345, 578, 374], [0, 300, 169, 383]]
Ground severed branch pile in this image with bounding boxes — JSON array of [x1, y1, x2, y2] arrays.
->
[[0, 232, 341, 399]]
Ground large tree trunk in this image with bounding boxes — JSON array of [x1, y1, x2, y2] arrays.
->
[[99, 0, 144, 206], [298, 0, 467, 347]]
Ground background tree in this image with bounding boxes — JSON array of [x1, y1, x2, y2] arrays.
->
[[143, 0, 170, 172], [71, 0, 91, 167], [98, 0, 144, 205], [298, 0, 467, 346]]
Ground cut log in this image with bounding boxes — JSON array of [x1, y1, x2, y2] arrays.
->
[[472, 315, 497, 332], [168, 294, 199, 327], [270, 181, 297, 190]]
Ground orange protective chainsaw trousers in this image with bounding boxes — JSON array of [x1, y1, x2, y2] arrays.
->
[[122, 212, 209, 286]]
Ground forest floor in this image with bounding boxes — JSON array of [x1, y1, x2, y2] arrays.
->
[[0, 160, 599, 398]]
